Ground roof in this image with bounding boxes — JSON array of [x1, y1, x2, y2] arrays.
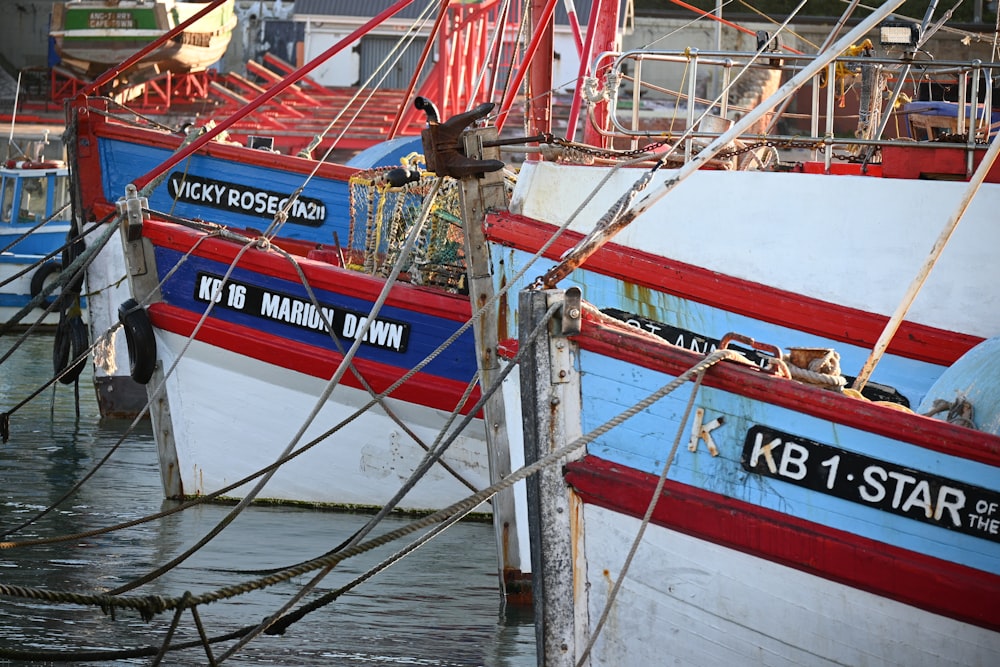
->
[[293, 0, 600, 26]]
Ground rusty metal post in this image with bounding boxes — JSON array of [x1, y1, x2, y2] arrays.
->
[[519, 288, 585, 666]]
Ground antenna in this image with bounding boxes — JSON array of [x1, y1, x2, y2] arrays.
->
[[6, 71, 21, 161]]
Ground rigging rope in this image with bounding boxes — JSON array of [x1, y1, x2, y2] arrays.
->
[[260, 0, 439, 240], [576, 364, 708, 667], [0, 319, 740, 626]]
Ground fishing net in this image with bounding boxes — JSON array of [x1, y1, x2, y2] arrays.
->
[[348, 154, 468, 293]]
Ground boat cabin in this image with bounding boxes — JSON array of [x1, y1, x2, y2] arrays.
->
[[0, 161, 72, 229]]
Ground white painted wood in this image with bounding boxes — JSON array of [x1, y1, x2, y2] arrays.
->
[[510, 162, 1000, 338], [578, 504, 1000, 666], [152, 328, 493, 512], [459, 126, 525, 587], [84, 226, 133, 381]]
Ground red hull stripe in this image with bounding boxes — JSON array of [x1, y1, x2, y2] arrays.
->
[[149, 302, 481, 415], [565, 455, 1000, 632], [484, 212, 982, 366]]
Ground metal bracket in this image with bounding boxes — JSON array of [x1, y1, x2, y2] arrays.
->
[[117, 184, 150, 276], [548, 289, 578, 384], [117, 183, 149, 243], [561, 286, 582, 336], [417, 99, 505, 179], [720, 331, 790, 378]]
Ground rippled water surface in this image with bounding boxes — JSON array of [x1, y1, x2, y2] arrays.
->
[[1, 334, 536, 665]]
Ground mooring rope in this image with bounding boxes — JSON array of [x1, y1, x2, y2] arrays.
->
[[0, 325, 737, 620], [1, 247, 230, 539], [267, 238, 483, 493], [240, 300, 552, 631], [106, 236, 273, 596], [0, 301, 559, 663], [1, 213, 227, 533], [213, 483, 481, 662], [0, 216, 121, 446]]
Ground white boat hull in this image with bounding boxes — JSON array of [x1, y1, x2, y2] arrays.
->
[[580, 504, 1000, 666], [509, 162, 1000, 339], [84, 226, 148, 418], [151, 329, 493, 512]]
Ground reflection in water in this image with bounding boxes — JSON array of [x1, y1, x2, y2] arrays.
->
[[1, 335, 536, 665]]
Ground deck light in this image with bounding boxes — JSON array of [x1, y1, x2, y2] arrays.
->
[[880, 21, 920, 47]]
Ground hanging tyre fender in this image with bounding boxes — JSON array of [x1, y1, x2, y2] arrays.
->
[[53, 314, 89, 385], [29, 260, 62, 308], [118, 299, 156, 384], [61, 234, 87, 297]]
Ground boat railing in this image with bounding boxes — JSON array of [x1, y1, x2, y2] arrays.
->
[[593, 47, 1000, 168]]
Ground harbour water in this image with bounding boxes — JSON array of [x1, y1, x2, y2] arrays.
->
[[0, 334, 536, 666]]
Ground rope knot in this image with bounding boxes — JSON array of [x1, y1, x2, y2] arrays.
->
[[783, 347, 847, 389]]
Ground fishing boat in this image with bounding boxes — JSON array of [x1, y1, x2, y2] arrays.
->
[[115, 170, 493, 509], [516, 289, 999, 665], [71, 95, 369, 417], [421, 0, 1000, 661], [108, 120, 532, 596], [73, 0, 543, 598], [0, 156, 75, 329], [67, 0, 529, 418], [49, 0, 237, 78], [474, 18, 999, 415]]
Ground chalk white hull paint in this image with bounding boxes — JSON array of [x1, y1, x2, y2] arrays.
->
[[578, 504, 1000, 666], [84, 227, 129, 377], [83, 226, 148, 418], [510, 162, 1000, 338], [151, 328, 493, 512]]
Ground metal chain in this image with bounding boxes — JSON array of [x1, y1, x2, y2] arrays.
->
[[548, 136, 672, 160], [544, 135, 830, 162]]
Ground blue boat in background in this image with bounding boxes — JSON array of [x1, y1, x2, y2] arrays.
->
[[0, 158, 75, 328]]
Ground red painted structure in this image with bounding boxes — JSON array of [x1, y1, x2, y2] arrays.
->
[[34, 0, 564, 156]]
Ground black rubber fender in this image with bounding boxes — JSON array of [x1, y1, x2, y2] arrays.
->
[[61, 234, 87, 297], [118, 298, 156, 384], [29, 260, 61, 308], [53, 314, 89, 385]]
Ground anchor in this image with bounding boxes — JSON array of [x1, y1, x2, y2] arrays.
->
[[416, 97, 505, 179]]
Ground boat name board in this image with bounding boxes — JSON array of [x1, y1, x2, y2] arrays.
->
[[194, 272, 410, 353], [602, 308, 770, 369], [741, 425, 1000, 543], [86, 12, 137, 30], [168, 173, 327, 227]]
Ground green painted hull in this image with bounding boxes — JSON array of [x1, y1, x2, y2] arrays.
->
[[50, 0, 236, 75]]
